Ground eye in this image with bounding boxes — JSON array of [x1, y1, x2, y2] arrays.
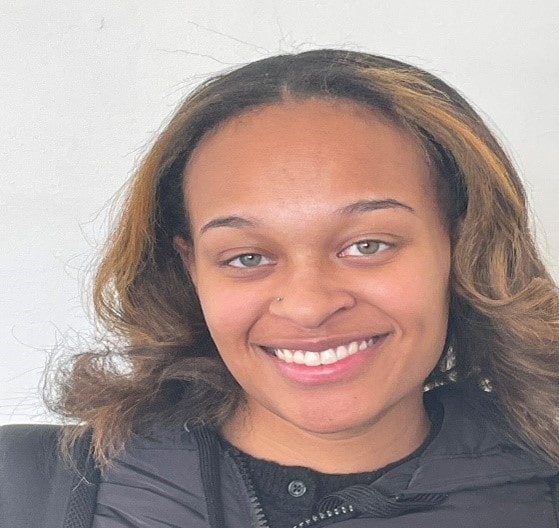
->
[[226, 253, 272, 268], [339, 240, 390, 257]]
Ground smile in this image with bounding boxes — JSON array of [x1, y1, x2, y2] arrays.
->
[[269, 336, 383, 367]]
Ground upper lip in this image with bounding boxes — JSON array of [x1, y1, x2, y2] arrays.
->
[[256, 332, 390, 352]]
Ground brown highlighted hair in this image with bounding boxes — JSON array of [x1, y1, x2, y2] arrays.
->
[[50, 49, 559, 466]]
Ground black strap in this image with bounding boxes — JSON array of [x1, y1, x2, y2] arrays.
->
[[193, 426, 226, 528], [549, 475, 559, 528], [62, 431, 100, 528]]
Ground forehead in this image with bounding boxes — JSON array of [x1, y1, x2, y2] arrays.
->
[[183, 98, 436, 226], [187, 97, 417, 168]]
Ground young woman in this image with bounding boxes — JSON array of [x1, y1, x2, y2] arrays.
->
[[1, 49, 558, 528]]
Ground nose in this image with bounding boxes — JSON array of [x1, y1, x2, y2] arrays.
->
[[268, 266, 356, 328]]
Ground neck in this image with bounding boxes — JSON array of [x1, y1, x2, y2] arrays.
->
[[221, 395, 431, 474]]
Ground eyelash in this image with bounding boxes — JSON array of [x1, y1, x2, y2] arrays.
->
[[226, 253, 274, 268], [338, 239, 390, 257], [224, 239, 390, 269]]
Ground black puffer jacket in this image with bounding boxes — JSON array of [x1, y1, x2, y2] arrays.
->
[[1, 386, 558, 527]]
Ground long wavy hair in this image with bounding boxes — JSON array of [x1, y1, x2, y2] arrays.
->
[[50, 49, 559, 466]]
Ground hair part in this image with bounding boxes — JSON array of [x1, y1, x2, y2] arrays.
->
[[48, 49, 559, 467]]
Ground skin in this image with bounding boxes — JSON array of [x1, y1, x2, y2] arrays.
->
[[175, 98, 451, 473]]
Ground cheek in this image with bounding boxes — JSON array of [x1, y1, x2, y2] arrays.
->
[[365, 270, 449, 387], [364, 253, 450, 336], [195, 277, 262, 350]]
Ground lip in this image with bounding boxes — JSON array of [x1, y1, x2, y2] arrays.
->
[[258, 333, 389, 385], [257, 332, 390, 353]]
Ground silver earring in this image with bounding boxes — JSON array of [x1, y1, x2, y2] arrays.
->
[[275, 296, 283, 302]]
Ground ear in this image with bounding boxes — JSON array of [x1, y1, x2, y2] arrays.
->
[[173, 235, 197, 285]]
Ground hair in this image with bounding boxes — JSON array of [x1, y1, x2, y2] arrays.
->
[[49, 49, 559, 466]]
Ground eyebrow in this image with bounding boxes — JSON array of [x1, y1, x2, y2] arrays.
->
[[335, 198, 414, 216], [200, 216, 257, 234], [199, 198, 414, 235]]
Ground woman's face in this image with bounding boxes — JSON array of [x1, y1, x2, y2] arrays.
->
[[179, 98, 450, 441]]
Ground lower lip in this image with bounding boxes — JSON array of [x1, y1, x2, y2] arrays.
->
[[263, 336, 387, 385]]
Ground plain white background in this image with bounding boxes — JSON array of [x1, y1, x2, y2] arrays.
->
[[1, 1, 558, 424]]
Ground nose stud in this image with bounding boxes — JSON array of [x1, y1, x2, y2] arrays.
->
[[275, 296, 283, 302]]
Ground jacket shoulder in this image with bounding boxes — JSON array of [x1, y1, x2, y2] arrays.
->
[[0, 423, 62, 467], [0, 424, 98, 528]]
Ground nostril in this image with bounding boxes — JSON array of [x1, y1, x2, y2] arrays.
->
[[268, 292, 356, 329]]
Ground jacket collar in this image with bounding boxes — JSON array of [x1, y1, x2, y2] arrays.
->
[[372, 385, 558, 496]]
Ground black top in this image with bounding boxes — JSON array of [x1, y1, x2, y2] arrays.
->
[[222, 398, 443, 527]]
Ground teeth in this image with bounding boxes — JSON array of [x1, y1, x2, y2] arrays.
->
[[293, 350, 305, 363], [335, 345, 348, 360], [304, 352, 321, 366], [320, 349, 337, 364], [272, 337, 382, 366]]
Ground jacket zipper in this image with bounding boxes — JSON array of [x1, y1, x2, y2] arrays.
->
[[291, 504, 355, 528], [231, 449, 355, 528], [231, 451, 271, 528]]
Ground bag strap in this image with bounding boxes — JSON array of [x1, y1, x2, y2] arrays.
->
[[548, 474, 559, 527], [62, 430, 100, 528]]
